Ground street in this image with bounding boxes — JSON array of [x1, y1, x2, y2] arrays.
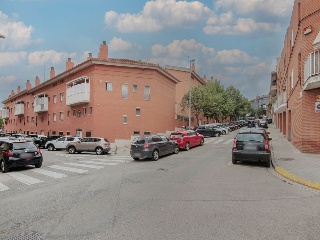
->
[[1, 131, 320, 240]]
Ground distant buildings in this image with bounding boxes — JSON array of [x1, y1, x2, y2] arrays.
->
[[250, 95, 268, 116], [271, 0, 320, 153]]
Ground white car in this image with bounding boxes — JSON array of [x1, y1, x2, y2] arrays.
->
[[45, 136, 81, 151]]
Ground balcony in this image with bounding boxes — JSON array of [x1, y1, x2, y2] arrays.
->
[[14, 102, 24, 116], [270, 85, 277, 97], [303, 51, 320, 91], [1, 108, 9, 119], [34, 94, 48, 113], [273, 91, 287, 114], [66, 76, 90, 106]]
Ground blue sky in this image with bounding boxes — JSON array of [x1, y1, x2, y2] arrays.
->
[[0, 0, 294, 104]]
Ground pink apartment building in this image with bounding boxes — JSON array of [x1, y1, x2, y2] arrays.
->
[[273, 0, 320, 153], [1, 41, 206, 143]]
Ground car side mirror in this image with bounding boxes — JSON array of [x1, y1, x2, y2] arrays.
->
[[268, 137, 272, 141]]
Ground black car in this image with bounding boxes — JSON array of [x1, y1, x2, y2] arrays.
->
[[232, 129, 272, 167], [247, 120, 256, 128], [0, 139, 43, 173], [130, 135, 179, 161], [258, 120, 268, 129], [195, 125, 222, 137], [34, 135, 61, 148]]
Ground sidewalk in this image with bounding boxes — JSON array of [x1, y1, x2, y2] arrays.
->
[[269, 125, 320, 190]]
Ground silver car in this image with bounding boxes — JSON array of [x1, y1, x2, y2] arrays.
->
[[66, 137, 111, 155], [45, 136, 81, 151]]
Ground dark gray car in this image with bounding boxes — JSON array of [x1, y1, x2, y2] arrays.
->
[[130, 135, 179, 161]]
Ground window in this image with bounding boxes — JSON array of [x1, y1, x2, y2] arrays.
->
[[60, 92, 64, 102], [133, 84, 138, 93], [27, 116, 30, 123], [89, 107, 92, 115], [77, 110, 81, 118], [67, 111, 70, 118], [136, 107, 141, 116], [27, 102, 29, 109], [144, 86, 150, 100], [291, 69, 294, 89], [67, 131, 70, 135], [59, 131, 63, 136], [106, 82, 112, 91], [122, 84, 128, 98], [53, 113, 57, 122], [73, 109, 76, 117], [123, 115, 128, 124], [133, 131, 140, 135], [83, 107, 86, 115], [86, 131, 92, 137], [144, 131, 151, 135], [60, 112, 64, 121], [31, 117, 34, 124], [53, 95, 57, 104]]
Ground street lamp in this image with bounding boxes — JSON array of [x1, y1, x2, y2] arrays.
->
[[189, 59, 195, 129], [0, 34, 5, 39]]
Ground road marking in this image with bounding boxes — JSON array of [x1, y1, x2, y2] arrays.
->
[[64, 163, 104, 169], [48, 165, 88, 173], [79, 161, 119, 166], [31, 169, 67, 178], [223, 139, 234, 144], [91, 159, 127, 163], [228, 161, 232, 165], [214, 139, 225, 144], [0, 183, 10, 191], [8, 172, 43, 185]]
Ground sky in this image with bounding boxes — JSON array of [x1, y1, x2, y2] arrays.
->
[[0, 0, 295, 105]]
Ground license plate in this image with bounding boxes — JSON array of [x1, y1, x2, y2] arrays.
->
[[20, 153, 34, 159], [244, 146, 256, 151]]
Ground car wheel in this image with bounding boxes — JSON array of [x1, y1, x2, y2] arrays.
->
[[232, 158, 237, 164], [222, 130, 226, 135], [133, 158, 139, 161], [264, 160, 271, 168], [68, 146, 76, 154], [215, 132, 220, 137], [47, 144, 54, 151], [96, 147, 104, 155], [200, 138, 204, 146], [35, 162, 42, 168], [151, 150, 159, 161], [185, 142, 190, 151], [0, 160, 9, 173], [174, 145, 179, 154]]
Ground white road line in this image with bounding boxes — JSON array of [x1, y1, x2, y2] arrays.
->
[[70, 156, 84, 159], [64, 163, 104, 169], [79, 161, 119, 166], [48, 165, 88, 173], [228, 161, 233, 165], [223, 139, 234, 144], [214, 139, 225, 144], [91, 159, 127, 163], [31, 169, 67, 179], [8, 172, 43, 185], [0, 183, 10, 191]]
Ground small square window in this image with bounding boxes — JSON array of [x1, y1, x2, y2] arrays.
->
[[122, 84, 128, 99], [144, 131, 151, 135], [73, 109, 76, 117], [60, 93, 64, 102], [133, 131, 140, 135], [106, 82, 112, 91], [133, 84, 138, 93], [136, 107, 140, 116], [89, 107, 92, 115], [53, 113, 57, 122], [123, 115, 128, 124], [60, 112, 64, 120], [67, 111, 70, 118], [53, 95, 57, 104], [83, 107, 86, 115]]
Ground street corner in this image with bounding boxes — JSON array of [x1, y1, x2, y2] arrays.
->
[[273, 164, 320, 191]]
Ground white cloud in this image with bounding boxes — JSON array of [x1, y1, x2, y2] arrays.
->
[[0, 76, 16, 83], [215, 0, 294, 17], [215, 49, 258, 64], [0, 11, 34, 50], [0, 51, 28, 67], [28, 50, 76, 65], [104, 0, 211, 32], [109, 37, 132, 52], [225, 62, 272, 76]]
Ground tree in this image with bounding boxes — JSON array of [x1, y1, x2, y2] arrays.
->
[[0, 117, 3, 128]]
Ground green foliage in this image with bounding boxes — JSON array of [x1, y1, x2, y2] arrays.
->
[[0, 117, 3, 127]]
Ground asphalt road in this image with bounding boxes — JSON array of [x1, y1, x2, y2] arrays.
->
[[1, 132, 320, 240]]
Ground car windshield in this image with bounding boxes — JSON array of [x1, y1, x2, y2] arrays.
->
[[132, 138, 145, 144], [170, 133, 183, 137], [236, 133, 265, 142], [12, 142, 36, 150]]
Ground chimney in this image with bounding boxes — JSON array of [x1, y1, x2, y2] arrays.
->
[[98, 41, 108, 60], [17, 86, 21, 94], [191, 62, 195, 72], [50, 67, 55, 79], [66, 58, 74, 71], [87, 53, 92, 60], [26, 80, 31, 90], [35, 76, 40, 87], [11, 90, 15, 97]]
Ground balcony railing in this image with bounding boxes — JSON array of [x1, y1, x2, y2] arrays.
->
[[66, 77, 90, 106], [34, 96, 48, 113], [1, 108, 9, 119], [273, 91, 287, 113], [303, 50, 320, 91], [14, 103, 24, 116]]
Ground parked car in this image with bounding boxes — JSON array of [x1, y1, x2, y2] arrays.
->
[[130, 135, 179, 161], [0, 139, 43, 173], [258, 120, 268, 128], [195, 125, 222, 137], [232, 129, 272, 168], [45, 136, 81, 151], [66, 137, 111, 155], [247, 120, 256, 128], [35, 135, 61, 148], [169, 130, 204, 150]]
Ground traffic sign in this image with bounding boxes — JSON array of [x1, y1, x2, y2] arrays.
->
[[315, 102, 320, 113]]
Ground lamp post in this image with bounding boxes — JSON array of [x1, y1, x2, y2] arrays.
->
[[189, 59, 195, 129]]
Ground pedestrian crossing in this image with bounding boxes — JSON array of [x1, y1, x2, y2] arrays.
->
[[206, 137, 235, 145], [0, 155, 132, 192]]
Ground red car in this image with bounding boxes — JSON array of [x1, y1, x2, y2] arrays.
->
[[169, 130, 204, 150]]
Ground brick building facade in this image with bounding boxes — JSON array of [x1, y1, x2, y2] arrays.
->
[[273, 0, 320, 153]]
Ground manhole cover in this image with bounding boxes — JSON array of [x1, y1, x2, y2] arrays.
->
[[278, 158, 294, 161], [5, 233, 41, 240]]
